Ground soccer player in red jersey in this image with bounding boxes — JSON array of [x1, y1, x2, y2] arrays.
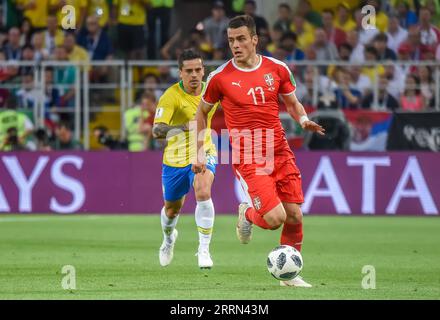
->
[[192, 15, 325, 287]]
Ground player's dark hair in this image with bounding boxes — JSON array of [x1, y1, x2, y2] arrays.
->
[[228, 15, 257, 37], [178, 49, 203, 70]]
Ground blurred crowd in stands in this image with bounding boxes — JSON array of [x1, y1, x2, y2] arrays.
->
[[0, 0, 439, 152]]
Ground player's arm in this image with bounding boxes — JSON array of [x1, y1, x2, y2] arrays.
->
[[153, 90, 188, 139], [282, 92, 325, 136], [152, 122, 188, 139], [192, 100, 214, 174]]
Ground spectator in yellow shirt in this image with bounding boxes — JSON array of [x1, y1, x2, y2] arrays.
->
[[334, 2, 356, 33], [362, 46, 385, 84], [290, 15, 315, 51], [64, 32, 89, 62], [112, 0, 149, 60], [366, 0, 389, 32], [15, 0, 50, 31], [50, 0, 87, 31]]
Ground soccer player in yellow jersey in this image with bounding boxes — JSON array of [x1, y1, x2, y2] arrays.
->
[[153, 49, 218, 269]]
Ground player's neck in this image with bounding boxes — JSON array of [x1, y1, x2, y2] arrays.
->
[[186, 86, 202, 96], [234, 54, 260, 70], [180, 81, 202, 96]]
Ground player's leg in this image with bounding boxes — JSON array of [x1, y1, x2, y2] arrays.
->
[[159, 164, 191, 266], [277, 159, 311, 287], [159, 198, 184, 267], [275, 158, 304, 252], [280, 202, 303, 252], [241, 202, 287, 230], [193, 169, 215, 268], [235, 167, 287, 244], [279, 202, 311, 287], [161, 197, 185, 241]]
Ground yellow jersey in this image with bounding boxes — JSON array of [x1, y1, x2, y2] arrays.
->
[[87, 0, 110, 27], [50, 0, 87, 27], [362, 65, 385, 84], [290, 21, 315, 51], [113, 0, 148, 26], [154, 81, 218, 168], [17, 0, 49, 28], [68, 45, 89, 62], [334, 18, 356, 33]]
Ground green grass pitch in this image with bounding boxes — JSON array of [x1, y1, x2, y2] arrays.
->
[[0, 214, 439, 300]]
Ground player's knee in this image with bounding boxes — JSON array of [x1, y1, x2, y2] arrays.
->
[[165, 207, 180, 218], [266, 210, 287, 230], [269, 216, 285, 230], [194, 186, 211, 201], [292, 211, 302, 224], [286, 209, 302, 224]]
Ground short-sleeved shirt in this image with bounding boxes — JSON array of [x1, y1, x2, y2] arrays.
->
[[17, 0, 49, 28], [202, 55, 296, 164], [87, 0, 110, 27], [113, 0, 148, 26], [154, 81, 218, 167], [50, 0, 87, 28]]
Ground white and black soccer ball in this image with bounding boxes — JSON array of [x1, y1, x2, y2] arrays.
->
[[267, 245, 303, 281]]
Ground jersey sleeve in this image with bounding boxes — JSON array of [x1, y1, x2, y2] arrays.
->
[[154, 90, 176, 125], [278, 63, 297, 95], [202, 72, 221, 105]]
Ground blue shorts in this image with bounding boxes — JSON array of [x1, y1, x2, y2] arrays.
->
[[162, 155, 217, 202]]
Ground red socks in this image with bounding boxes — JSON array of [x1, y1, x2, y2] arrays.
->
[[245, 207, 272, 229], [280, 222, 303, 252]]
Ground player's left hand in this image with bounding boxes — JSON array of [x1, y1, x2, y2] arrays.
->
[[192, 160, 206, 174], [302, 120, 325, 136]]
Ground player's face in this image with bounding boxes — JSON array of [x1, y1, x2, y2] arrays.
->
[[227, 26, 258, 63], [179, 58, 205, 90]]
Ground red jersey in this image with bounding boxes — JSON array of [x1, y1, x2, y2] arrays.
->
[[202, 55, 296, 163]]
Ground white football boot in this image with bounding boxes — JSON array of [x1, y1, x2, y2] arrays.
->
[[280, 276, 313, 288], [196, 248, 213, 269], [236, 203, 253, 244], [159, 229, 178, 267]]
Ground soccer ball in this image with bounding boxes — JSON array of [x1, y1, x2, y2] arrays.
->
[[266, 245, 303, 281]]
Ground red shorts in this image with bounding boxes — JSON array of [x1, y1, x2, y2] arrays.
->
[[234, 156, 304, 216]]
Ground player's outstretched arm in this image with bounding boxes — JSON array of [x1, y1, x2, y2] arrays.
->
[[191, 101, 213, 174], [152, 122, 188, 139], [282, 93, 325, 136]]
